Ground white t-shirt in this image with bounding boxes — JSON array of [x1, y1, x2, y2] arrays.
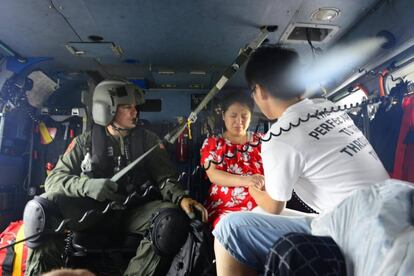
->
[[262, 98, 389, 213]]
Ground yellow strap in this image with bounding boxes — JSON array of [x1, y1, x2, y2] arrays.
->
[[12, 225, 25, 276], [187, 119, 192, 140], [38, 121, 53, 144]]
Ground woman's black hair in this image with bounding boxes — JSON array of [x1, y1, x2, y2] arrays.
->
[[245, 45, 304, 99], [221, 90, 254, 113]]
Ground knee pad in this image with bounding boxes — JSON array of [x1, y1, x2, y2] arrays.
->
[[23, 196, 61, 249], [149, 208, 190, 256]]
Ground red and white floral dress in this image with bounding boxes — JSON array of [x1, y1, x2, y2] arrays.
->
[[200, 132, 263, 228]]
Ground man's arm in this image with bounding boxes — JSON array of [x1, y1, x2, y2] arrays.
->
[[44, 135, 90, 197], [262, 139, 303, 205], [248, 186, 285, 214], [46, 132, 133, 202]]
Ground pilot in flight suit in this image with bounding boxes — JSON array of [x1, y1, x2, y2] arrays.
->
[[24, 80, 207, 276]]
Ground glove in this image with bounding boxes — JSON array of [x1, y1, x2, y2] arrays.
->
[[84, 178, 125, 202]]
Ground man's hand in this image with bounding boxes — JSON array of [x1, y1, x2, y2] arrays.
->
[[248, 185, 285, 214], [180, 197, 208, 223], [84, 178, 125, 202], [242, 174, 265, 190]]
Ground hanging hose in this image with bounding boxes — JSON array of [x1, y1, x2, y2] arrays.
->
[[355, 83, 370, 97], [378, 69, 389, 97]]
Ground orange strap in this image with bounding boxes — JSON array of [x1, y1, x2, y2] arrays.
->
[[355, 83, 369, 97]]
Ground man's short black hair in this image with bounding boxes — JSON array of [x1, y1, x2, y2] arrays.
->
[[245, 45, 304, 99], [221, 90, 254, 113]]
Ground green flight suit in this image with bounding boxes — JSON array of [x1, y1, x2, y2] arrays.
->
[[25, 127, 188, 276]]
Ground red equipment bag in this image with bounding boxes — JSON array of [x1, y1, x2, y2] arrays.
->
[[0, 220, 28, 276]]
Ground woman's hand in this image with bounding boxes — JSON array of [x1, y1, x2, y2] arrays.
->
[[204, 162, 265, 189], [242, 174, 265, 190]]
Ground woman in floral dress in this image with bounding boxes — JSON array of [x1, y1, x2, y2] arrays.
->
[[200, 91, 275, 228]]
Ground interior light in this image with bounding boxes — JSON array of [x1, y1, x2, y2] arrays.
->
[[311, 8, 340, 22], [158, 70, 175, 75], [161, 84, 177, 88], [189, 84, 203, 88], [190, 70, 206, 75]]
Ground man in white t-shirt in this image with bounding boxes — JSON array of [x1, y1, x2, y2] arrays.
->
[[213, 46, 389, 275]]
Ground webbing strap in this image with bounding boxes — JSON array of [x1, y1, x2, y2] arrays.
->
[[113, 27, 270, 182], [165, 27, 270, 144]]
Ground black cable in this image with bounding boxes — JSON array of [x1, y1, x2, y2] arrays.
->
[[389, 74, 405, 83], [4, 95, 393, 249], [254, 119, 261, 133], [49, 0, 83, 42], [1, 185, 156, 250], [202, 95, 387, 170], [11, 94, 402, 250], [202, 80, 413, 171], [0, 232, 42, 251], [305, 28, 316, 59], [357, 68, 403, 83]]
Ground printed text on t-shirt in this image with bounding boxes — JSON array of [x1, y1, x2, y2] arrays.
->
[[340, 136, 369, 157], [308, 114, 351, 140]]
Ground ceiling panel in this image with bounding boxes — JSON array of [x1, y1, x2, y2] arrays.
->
[[0, 0, 385, 88]]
